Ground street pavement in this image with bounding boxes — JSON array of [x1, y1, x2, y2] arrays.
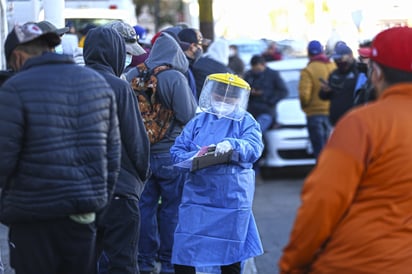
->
[[0, 167, 309, 274]]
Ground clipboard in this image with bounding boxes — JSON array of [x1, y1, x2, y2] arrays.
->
[[191, 147, 238, 171]]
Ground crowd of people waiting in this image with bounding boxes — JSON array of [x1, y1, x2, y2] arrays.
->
[[1, 16, 412, 274]]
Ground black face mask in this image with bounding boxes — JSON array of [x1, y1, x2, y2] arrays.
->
[[336, 61, 349, 72], [357, 62, 368, 74]]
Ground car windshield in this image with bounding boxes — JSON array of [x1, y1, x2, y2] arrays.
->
[[278, 69, 300, 99]]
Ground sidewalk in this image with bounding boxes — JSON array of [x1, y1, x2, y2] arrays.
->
[[0, 223, 258, 274]]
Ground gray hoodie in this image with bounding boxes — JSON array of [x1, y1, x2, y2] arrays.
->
[[145, 32, 197, 153]]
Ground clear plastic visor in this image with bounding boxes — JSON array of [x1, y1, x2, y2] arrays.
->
[[199, 78, 250, 121]]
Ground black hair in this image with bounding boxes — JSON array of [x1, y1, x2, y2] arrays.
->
[[359, 40, 372, 48], [379, 63, 412, 84], [250, 55, 266, 66], [15, 39, 50, 55]]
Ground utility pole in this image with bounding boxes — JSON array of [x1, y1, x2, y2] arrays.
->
[[154, 0, 161, 32]]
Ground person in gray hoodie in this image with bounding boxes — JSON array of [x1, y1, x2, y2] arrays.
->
[[83, 26, 150, 274], [138, 32, 197, 274]]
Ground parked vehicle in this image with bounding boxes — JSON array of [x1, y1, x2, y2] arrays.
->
[[259, 58, 316, 177], [6, 0, 137, 34], [64, 0, 137, 31]]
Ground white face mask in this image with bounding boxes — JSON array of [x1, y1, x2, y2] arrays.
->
[[211, 100, 236, 118], [125, 54, 133, 68], [54, 44, 63, 54]]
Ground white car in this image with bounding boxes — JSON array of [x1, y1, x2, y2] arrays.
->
[[259, 58, 316, 174]]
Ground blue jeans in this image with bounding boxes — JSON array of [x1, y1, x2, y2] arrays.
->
[[307, 115, 332, 158], [138, 152, 186, 273], [256, 113, 273, 133]]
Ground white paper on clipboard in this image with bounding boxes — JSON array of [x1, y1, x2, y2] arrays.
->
[[173, 155, 196, 169]]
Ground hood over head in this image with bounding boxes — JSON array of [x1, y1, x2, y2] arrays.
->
[[204, 38, 230, 66], [83, 26, 126, 77], [144, 32, 188, 74]]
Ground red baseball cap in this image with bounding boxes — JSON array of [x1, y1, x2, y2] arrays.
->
[[358, 47, 371, 58], [370, 27, 412, 72]]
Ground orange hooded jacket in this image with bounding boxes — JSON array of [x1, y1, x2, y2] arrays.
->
[[279, 83, 412, 274]]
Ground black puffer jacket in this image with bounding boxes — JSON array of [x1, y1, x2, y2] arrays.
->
[[0, 53, 121, 224]]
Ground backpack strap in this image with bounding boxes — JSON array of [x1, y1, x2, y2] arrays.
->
[[149, 65, 171, 95]]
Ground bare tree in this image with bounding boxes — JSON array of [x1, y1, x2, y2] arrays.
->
[[133, 0, 214, 38], [198, 0, 214, 41]]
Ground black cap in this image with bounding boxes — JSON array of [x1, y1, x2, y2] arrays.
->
[[162, 28, 191, 51], [4, 23, 61, 63], [178, 28, 211, 46], [37, 20, 70, 36]]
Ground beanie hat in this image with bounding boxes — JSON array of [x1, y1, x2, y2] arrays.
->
[[307, 40, 323, 55], [331, 43, 352, 59], [178, 28, 211, 46]]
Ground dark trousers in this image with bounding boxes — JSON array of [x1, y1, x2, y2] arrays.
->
[[174, 262, 241, 274], [96, 197, 140, 274], [9, 218, 96, 274]]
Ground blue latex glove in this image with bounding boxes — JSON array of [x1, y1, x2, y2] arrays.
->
[[214, 141, 232, 156]]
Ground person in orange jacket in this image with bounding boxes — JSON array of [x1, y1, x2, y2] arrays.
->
[[279, 26, 412, 274]]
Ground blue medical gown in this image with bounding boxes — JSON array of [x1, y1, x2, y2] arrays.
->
[[170, 112, 264, 267]]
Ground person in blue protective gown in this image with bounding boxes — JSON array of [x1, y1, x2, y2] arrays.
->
[[170, 73, 264, 274]]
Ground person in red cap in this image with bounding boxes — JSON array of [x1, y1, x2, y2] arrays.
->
[[279, 26, 412, 274]]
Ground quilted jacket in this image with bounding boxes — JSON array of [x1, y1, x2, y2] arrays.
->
[[0, 52, 121, 224]]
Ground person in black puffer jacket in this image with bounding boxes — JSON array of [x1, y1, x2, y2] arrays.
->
[[319, 43, 360, 126], [0, 23, 121, 274]]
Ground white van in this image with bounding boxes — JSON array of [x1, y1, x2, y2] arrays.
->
[[6, 0, 137, 33], [64, 0, 137, 31]]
